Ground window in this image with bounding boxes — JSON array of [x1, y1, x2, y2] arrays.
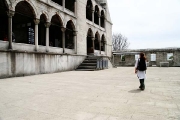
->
[[151, 54, 156, 61], [135, 54, 139, 60], [121, 55, 125, 61], [167, 53, 173, 60], [52, 0, 62, 6]]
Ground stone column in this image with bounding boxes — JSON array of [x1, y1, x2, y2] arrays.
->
[[73, 31, 77, 54], [74, 0, 77, 16], [99, 40, 101, 54], [61, 27, 66, 53], [99, 15, 101, 27], [7, 10, 15, 50], [34, 19, 40, 51], [104, 15, 106, 29], [104, 41, 107, 55], [105, 41, 107, 55], [63, 0, 65, 10], [45, 22, 51, 52], [92, 9, 94, 23], [92, 37, 95, 54]]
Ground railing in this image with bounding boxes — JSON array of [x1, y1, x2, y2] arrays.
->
[[96, 56, 108, 70]]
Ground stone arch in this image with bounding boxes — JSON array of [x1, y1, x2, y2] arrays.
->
[[87, 28, 94, 54], [94, 5, 100, 25], [86, 0, 93, 21], [49, 14, 63, 48], [51, 14, 63, 26], [95, 31, 100, 50], [49, 12, 64, 26], [100, 10, 105, 28], [12, 1, 37, 44], [101, 34, 106, 51], [65, 20, 75, 49], [38, 11, 49, 22], [12, 0, 38, 18], [0, 0, 9, 41], [64, 19, 76, 30]]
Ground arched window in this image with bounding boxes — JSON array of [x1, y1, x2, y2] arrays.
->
[[52, 0, 62, 6], [65, 0, 75, 12], [65, 20, 75, 49], [86, 0, 93, 21], [94, 5, 99, 25], [87, 28, 94, 54], [101, 35, 105, 51], [13, 1, 36, 44], [101, 10, 105, 28], [38, 14, 47, 46], [49, 15, 63, 48], [95, 32, 100, 50], [0, 0, 8, 41]]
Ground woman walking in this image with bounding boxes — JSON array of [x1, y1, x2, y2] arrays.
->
[[135, 53, 147, 90]]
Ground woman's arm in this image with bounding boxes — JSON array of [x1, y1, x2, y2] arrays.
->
[[135, 60, 138, 73]]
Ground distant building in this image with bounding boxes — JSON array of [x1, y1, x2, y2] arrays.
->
[[112, 48, 180, 67]]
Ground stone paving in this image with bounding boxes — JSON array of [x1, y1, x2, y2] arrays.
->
[[0, 67, 180, 120]]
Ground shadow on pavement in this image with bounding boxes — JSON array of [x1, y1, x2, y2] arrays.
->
[[128, 89, 141, 93]]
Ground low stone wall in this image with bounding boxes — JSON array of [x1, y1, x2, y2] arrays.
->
[[113, 48, 180, 67], [0, 50, 86, 78]]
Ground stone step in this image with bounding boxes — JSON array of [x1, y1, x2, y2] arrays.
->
[[75, 69, 96, 71], [80, 63, 97, 66], [77, 66, 97, 69], [83, 60, 97, 63]]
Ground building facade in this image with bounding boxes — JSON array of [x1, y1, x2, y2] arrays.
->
[[112, 48, 180, 67], [0, 0, 113, 78]]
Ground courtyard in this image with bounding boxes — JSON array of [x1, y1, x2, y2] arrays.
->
[[0, 67, 180, 120]]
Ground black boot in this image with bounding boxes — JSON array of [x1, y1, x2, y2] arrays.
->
[[139, 79, 142, 89], [141, 79, 145, 90]]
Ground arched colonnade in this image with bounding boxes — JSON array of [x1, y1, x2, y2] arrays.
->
[[86, 0, 105, 28], [87, 28, 106, 54], [0, 0, 77, 52]]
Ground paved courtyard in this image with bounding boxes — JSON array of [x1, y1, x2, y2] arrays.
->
[[0, 67, 180, 120]]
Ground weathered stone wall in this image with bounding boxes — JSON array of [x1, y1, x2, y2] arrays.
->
[[0, 50, 86, 79], [113, 48, 180, 67]]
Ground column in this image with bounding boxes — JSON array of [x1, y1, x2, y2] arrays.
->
[[45, 22, 51, 52], [63, 0, 65, 11], [99, 40, 101, 55], [34, 19, 40, 51], [92, 37, 95, 54], [99, 15, 101, 27], [73, 31, 77, 54], [105, 41, 107, 55], [92, 9, 94, 23], [74, 0, 77, 16], [7, 10, 15, 50], [104, 15, 106, 29], [61, 27, 66, 53]]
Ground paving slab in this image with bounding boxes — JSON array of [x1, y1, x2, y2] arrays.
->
[[0, 67, 180, 120]]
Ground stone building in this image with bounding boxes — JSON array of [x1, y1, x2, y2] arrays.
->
[[112, 48, 180, 67], [0, 0, 112, 78]]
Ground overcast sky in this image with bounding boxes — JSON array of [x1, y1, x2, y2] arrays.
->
[[108, 0, 180, 49]]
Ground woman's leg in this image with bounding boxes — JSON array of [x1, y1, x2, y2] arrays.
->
[[141, 79, 145, 90], [139, 79, 142, 88]]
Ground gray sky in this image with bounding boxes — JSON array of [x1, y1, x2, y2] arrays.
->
[[108, 0, 180, 49]]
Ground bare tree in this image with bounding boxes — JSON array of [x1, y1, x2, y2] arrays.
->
[[112, 33, 129, 51]]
